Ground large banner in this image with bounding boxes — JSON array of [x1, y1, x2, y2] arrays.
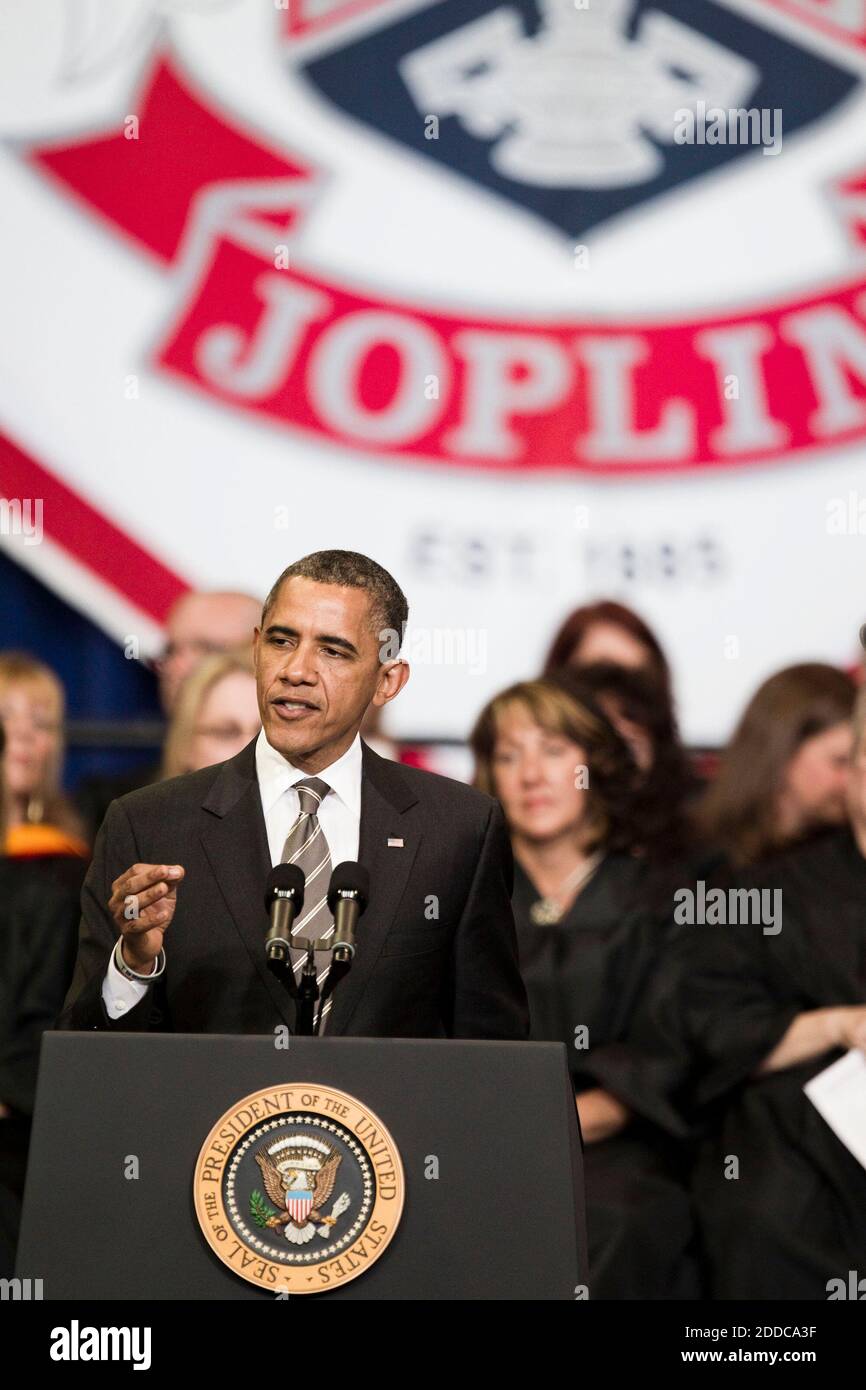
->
[[2, 0, 866, 742]]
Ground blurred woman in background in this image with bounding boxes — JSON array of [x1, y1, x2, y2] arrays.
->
[[161, 647, 260, 779], [543, 599, 672, 700], [551, 661, 698, 863], [0, 707, 84, 1275], [471, 677, 701, 1299], [695, 663, 855, 870], [639, 677, 866, 1298], [0, 652, 87, 857]]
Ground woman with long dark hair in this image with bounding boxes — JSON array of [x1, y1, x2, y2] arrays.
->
[[550, 661, 698, 862], [695, 663, 855, 869], [642, 677, 866, 1298]]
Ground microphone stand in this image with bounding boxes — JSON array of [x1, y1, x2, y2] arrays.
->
[[311, 889, 362, 1033], [286, 933, 349, 1036], [314, 950, 352, 1035], [294, 939, 321, 1037]]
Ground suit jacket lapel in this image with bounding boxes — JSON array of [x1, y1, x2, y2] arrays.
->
[[326, 739, 420, 1034], [200, 738, 298, 1030]]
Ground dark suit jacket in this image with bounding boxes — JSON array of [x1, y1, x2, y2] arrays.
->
[[57, 736, 529, 1040]]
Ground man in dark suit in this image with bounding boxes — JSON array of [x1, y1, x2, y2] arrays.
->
[[58, 550, 528, 1040]]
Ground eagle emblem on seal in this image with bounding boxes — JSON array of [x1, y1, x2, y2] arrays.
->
[[252, 1135, 352, 1246]]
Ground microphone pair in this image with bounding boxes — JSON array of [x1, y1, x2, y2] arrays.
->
[[264, 860, 369, 966]]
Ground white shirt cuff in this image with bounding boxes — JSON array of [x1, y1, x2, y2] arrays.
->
[[102, 947, 153, 1018]]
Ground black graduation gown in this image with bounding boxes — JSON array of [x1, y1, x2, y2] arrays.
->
[[512, 853, 702, 1299], [0, 854, 84, 1276], [652, 827, 866, 1299]]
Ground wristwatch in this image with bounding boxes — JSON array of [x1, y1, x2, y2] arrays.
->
[[113, 937, 166, 983]]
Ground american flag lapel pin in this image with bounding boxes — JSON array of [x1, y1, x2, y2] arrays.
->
[[387, 837, 404, 847]]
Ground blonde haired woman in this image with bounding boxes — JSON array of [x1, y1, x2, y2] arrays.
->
[[162, 648, 260, 779], [0, 700, 84, 1272], [0, 652, 87, 857]]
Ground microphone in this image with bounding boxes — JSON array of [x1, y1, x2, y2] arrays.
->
[[264, 863, 305, 966], [326, 861, 370, 965]]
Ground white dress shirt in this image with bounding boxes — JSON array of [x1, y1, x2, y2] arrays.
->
[[102, 729, 363, 1019]]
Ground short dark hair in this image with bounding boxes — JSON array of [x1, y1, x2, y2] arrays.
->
[[261, 550, 409, 650]]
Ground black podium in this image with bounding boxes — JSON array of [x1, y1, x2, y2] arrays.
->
[[16, 1032, 586, 1300]]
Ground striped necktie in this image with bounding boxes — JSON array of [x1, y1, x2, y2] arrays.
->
[[280, 777, 335, 1031]]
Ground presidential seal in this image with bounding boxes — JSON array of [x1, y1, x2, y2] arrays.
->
[[193, 1084, 404, 1294]]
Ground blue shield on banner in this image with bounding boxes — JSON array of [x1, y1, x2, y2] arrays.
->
[[296, 0, 858, 238]]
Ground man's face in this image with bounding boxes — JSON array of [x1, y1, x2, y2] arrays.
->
[[160, 592, 260, 713], [254, 577, 407, 771]]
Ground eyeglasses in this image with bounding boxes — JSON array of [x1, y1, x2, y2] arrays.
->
[[193, 723, 260, 742], [149, 640, 228, 673]]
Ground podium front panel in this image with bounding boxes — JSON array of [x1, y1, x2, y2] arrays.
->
[[17, 1033, 586, 1300]]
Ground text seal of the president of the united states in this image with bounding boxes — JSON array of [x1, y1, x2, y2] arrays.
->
[[194, 1083, 404, 1294]]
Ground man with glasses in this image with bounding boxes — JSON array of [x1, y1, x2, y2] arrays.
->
[[75, 591, 261, 839]]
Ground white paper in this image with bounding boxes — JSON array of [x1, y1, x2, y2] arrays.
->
[[804, 1050, 866, 1171]]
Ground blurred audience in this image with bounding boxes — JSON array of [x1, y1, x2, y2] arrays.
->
[[543, 599, 672, 699], [76, 588, 261, 837], [550, 662, 698, 859], [640, 680, 866, 1299], [471, 677, 701, 1299], [694, 663, 855, 870], [156, 591, 262, 716], [162, 648, 260, 778], [0, 715, 84, 1275], [0, 652, 87, 857]]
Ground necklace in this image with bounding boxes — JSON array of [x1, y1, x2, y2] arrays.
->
[[528, 850, 604, 925]]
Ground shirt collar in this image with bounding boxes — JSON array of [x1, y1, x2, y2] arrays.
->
[[255, 726, 363, 820]]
